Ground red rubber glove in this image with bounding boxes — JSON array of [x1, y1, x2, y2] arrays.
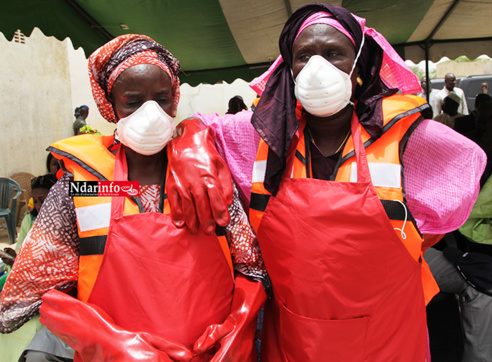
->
[[40, 289, 194, 362], [193, 274, 267, 361], [168, 118, 234, 235]]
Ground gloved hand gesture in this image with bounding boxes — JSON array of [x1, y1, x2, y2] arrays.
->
[[194, 274, 267, 361], [168, 118, 233, 235], [40, 289, 194, 362]]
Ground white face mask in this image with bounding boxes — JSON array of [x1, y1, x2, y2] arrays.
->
[[116, 100, 175, 156], [294, 37, 364, 117]]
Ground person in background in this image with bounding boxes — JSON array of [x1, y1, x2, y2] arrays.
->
[[46, 153, 60, 175], [72, 105, 89, 135], [166, 3, 485, 360], [425, 102, 492, 360], [433, 73, 469, 117], [416, 76, 439, 113], [474, 98, 492, 187], [455, 93, 492, 141], [480, 81, 489, 94], [26, 154, 61, 212], [2, 174, 57, 268], [0, 174, 73, 362], [433, 93, 463, 128], [250, 95, 260, 112], [1, 34, 268, 361], [226, 95, 248, 114]]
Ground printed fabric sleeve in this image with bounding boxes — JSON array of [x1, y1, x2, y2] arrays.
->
[[224, 183, 271, 293], [0, 174, 79, 333], [403, 119, 487, 235]]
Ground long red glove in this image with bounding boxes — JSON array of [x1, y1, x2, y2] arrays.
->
[[40, 289, 194, 362], [194, 274, 267, 361], [168, 118, 233, 235]]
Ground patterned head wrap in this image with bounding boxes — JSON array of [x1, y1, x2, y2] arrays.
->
[[250, 3, 424, 195], [88, 34, 181, 122]]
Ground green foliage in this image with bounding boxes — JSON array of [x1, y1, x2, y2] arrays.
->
[[455, 56, 471, 63], [407, 64, 437, 80]]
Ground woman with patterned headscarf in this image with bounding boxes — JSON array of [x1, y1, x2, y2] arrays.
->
[[166, 4, 486, 360], [0, 34, 269, 361]]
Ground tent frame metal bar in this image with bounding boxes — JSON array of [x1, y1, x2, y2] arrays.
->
[[426, 0, 461, 43], [65, 0, 114, 42], [284, 0, 293, 17], [422, 0, 461, 100]]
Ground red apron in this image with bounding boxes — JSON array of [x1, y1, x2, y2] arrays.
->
[[87, 148, 234, 355], [257, 115, 427, 361]]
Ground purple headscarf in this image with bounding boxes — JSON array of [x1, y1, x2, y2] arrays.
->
[[251, 3, 422, 195]]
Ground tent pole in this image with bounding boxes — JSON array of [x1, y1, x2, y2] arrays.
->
[[283, 0, 292, 17], [425, 41, 430, 101]]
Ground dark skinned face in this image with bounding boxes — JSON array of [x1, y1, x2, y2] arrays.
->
[[292, 23, 358, 97], [32, 188, 50, 214], [49, 157, 59, 174], [444, 74, 456, 92], [110, 64, 174, 120]]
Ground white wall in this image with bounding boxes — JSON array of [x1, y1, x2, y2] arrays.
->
[[0, 29, 257, 178], [436, 60, 492, 78], [0, 28, 74, 177], [176, 80, 257, 120], [66, 41, 115, 136]]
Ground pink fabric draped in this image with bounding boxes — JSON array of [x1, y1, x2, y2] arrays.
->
[[197, 112, 486, 235]]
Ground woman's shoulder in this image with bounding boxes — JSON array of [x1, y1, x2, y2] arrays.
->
[[404, 119, 486, 234], [21, 212, 35, 222]]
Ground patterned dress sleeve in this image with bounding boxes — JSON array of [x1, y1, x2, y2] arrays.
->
[[224, 184, 271, 292], [0, 174, 79, 333]]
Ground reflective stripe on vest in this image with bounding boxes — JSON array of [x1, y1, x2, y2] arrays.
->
[[50, 135, 233, 302], [250, 94, 439, 304], [75, 203, 111, 232]]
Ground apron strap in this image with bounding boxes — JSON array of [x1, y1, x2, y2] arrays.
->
[[111, 146, 167, 218], [350, 113, 372, 184], [301, 112, 372, 184]]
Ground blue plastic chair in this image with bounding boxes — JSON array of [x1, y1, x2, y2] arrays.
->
[[0, 177, 22, 244]]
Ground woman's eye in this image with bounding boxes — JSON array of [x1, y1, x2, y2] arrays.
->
[[326, 51, 340, 58], [126, 100, 142, 107], [298, 54, 311, 62]]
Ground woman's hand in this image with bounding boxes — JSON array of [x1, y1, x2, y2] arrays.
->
[[40, 289, 194, 362], [167, 118, 234, 234], [194, 274, 267, 360]]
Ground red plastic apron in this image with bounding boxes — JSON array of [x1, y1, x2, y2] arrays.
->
[[87, 148, 234, 352], [257, 115, 427, 361]]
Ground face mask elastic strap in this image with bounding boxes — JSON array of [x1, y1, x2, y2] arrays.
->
[[349, 34, 365, 79]]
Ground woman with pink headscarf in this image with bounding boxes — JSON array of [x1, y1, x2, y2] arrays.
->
[[167, 3, 486, 360], [0, 34, 269, 361]]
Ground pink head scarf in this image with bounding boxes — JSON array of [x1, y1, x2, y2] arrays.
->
[[250, 11, 421, 96]]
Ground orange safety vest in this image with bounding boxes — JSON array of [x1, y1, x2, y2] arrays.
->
[[48, 134, 233, 302], [250, 94, 439, 305]]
